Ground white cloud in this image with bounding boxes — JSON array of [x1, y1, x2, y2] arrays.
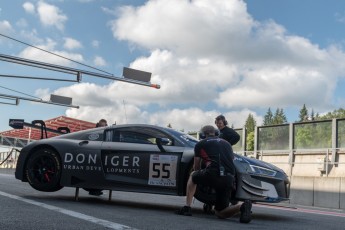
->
[[63, 37, 82, 50], [108, 0, 345, 112], [335, 12, 345, 24], [16, 18, 28, 27], [111, 0, 253, 57], [101, 6, 116, 16], [93, 56, 106, 66], [19, 29, 44, 44], [18, 38, 84, 66], [0, 20, 13, 34], [57, 83, 260, 131], [46, 77, 261, 131], [92, 40, 100, 48], [37, 1, 67, 30], [23, 2, 35, 14], [36, 0, 345, 129]]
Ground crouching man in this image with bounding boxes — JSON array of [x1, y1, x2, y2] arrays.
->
[[176, 125, 252, 223]]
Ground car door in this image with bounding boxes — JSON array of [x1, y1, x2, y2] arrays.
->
[[101, 126, 185, 194]]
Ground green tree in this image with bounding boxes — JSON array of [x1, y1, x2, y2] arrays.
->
[[273, 108, 287, 124], [245, 113, 256, 133], [245, 114, 256, 151], [246, 131, 255, 151], [318, 108, 345, 120], [310, 109, 315, 121], [315, 112, 320, 120], [298, 104, 309, 122], [263, 107, 273, 126]]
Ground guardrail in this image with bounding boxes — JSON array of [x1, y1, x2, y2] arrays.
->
[[0, 148, 20, 169], [236, 148, 345, 177]]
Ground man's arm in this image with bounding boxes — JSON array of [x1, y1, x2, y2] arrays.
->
[[223, 127, 240, 145], [193, 157, 201, 171]]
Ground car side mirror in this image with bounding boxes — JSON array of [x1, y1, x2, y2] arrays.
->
[[156, 137, 172, 146]]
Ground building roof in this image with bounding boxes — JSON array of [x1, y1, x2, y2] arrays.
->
[[0, 116, 96, 140]]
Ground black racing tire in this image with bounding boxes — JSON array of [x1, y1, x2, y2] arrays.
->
[[25, 149, 63, 192]]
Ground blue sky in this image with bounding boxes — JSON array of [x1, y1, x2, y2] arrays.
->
[[0, 0, 345, 133]]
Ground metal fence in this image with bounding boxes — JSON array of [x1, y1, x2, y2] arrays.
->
[[0, 148, 20, 168], [248, 118, 345, 177], [254, 118, 345, 152], [1, 119, 345, 172], [0, 135, 28, 168], [0, 135, 31, 148]]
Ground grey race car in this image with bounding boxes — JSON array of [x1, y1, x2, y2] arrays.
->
[[15, 124, 289, 208]]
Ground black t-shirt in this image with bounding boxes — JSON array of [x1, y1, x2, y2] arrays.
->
[[219, 126, 240, 146], [194, 136, 235, 175]]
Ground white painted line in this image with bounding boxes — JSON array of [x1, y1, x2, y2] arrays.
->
[[256, 204, 345, 218], [0, 191, 138, 230]]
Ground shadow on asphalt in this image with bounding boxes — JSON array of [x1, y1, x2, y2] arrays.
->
[[20, 192, 294, 223]]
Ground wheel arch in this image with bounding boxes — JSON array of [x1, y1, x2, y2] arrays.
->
[[25, 145, 63, 192], [181, 160, 194, 196], [21, 144, 61, 181]]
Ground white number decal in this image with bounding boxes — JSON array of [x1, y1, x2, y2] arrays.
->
[[148, 155, 177, 187]]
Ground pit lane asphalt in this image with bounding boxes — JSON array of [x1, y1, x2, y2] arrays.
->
[[1, 169, 345, 230]]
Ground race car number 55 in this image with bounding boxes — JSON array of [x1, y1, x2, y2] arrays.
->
[[148, 155, 178, 187], [152, 163, 170, 178]]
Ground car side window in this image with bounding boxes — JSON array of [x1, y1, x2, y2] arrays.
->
[[104, 127, 174, 146], [116, 131, 154, 144], [105, 130, 113, 142]]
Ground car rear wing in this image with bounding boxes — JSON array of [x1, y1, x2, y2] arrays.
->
[[9, 119, 70, 139]]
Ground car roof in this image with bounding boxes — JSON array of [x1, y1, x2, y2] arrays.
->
[[52, 124, 177, 139]]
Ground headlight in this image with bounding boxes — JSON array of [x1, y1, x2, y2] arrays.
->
[[249, 165, 277, 177]]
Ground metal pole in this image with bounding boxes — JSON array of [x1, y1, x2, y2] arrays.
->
[[0, 54, 161, 89], [0, 93, 79, 108]]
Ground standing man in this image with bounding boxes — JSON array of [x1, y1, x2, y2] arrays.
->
[[176, 125, 252, 223], [96, 119, 108, 127], [215, 115, 240, 146]]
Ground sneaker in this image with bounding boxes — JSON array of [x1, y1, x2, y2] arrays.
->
[[239, 200, 252, 223], [176, 206, 192, 216]]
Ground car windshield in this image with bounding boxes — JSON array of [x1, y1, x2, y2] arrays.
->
[[164, 128, 199, 147], [180, 134, 199, 146]]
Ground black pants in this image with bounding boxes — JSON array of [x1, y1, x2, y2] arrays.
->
[[192, 169, 234, 211]]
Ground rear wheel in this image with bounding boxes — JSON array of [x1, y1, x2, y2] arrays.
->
[[25, 149, 63, 192]]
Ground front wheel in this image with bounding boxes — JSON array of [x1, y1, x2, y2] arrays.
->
[[25, 149, 63, 192]]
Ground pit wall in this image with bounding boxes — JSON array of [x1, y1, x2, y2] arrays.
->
[[260, 151, 345, 210]]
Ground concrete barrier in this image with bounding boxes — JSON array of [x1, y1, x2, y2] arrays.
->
[[340, 178, 345, 210], [314, 177, 340, 209], [289, 176, 314, 206], [289, 176, 345, 209]]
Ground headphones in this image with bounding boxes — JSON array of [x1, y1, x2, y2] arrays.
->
[[199, 132, 206, 140], [199, 128, 220, 139], [215, 115, 228, 126]]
